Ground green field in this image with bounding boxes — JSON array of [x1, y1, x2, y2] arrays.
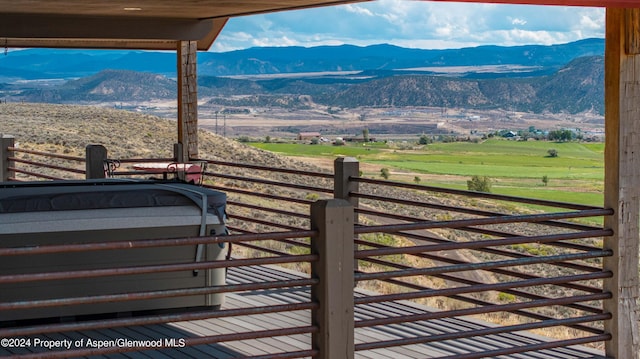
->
[[249, 139, 604, 207]]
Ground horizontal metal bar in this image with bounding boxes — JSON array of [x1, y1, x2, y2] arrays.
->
[[0, 230, 317, 256], [354, 313, 611, 351], [204, 183, 314, 205], [0, 302, 318, 337], [357, 242, 604, 295], [357, 255, 606, 318], [433, 334, 612, 359], [8, 147, 85, 162], [193, 157, 334, 179], [228, 213, 307, 232], [385, 230, 604, 274], [355, 270, 604, 335], [353, 176, 607, 211], [10, 167, 64, 180], [205, 171, 333, 194], [355, 229, 612, 259], [355, 250, 611, 282], [355, 292, 611, 328], [355, 201, 604, 233], [0, 278, 317, 311], [110, 170, 158, 176], [355, 271, 611, 306], [10, 157, 86, 174], [236, 236, 311, 250], [116, 157, 176, 163], [234, 242, 295, 256], [0, 254, 318, 284], [354, 209, 613, 235], [357, 207, 608, 262], [228, 200, 310, 219]]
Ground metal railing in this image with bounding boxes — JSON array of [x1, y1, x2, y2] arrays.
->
[[0, 229, 323, 359], [0, 139, 615, 358], [3, 146, 85, 181]]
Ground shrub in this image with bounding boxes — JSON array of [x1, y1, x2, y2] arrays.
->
[[467, 175, 492, 193], [305, 193, 320, 201], [547, 148, 558, 157], [380, 168, 390, 180], [498, 292, 517, 302]]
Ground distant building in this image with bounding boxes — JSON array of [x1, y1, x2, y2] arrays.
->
[[297, 132, 321, 141]]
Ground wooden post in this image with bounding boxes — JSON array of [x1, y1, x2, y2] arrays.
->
[[310, 199, 354, 359], [177, 40, 198, 163], [603, 8, 640, 359], [334, 157, 359, 209], [334, 157, 360, 273], [85, 144, 107, 179], [0, 135, 15, 182], [173, 142, 184, 162]]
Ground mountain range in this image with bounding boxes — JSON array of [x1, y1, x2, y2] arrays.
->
[[0, 38, 606, 115]]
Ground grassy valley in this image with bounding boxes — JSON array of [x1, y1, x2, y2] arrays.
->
[[250, 139, 604, 207]]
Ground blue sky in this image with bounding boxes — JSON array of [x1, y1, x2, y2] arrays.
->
[[211, 0, 605, 52]]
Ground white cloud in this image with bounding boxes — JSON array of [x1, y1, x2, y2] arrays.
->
[[344, 4, 374, 17], [210, 0, 605, 52]]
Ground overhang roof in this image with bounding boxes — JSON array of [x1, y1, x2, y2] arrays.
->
[[0, 0, 368, 50], [0, 0, 637, 51]]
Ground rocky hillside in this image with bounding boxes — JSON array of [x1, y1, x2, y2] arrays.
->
[[18, 70, 178, 102], [12, 56, 605, 115], [316, 56, 604, 114]]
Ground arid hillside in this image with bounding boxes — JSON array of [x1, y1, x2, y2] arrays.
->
[[0, 102, 322, 174]]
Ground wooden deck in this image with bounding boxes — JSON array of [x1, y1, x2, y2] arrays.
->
[[0, 265, 607, 358]]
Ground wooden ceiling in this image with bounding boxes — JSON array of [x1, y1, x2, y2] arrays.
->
[[0, 0, 368, 50], [0, 0, 637, 50]]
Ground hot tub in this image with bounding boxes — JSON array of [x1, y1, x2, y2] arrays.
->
[[0, 180, 227, 322]]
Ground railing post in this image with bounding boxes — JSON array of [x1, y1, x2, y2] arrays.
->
[[310, 199, 354, 359], [334, 157, 359, 209], [0, 135, 15, 182], [174, 142, 184, 162], [335, 156, 360, 273], [85, 144, 107, 179]]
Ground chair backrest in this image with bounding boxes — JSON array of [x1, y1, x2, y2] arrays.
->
[[103, 159, 120, 178]]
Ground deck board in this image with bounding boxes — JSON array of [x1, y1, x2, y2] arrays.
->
[[0, 265, 607, 358]]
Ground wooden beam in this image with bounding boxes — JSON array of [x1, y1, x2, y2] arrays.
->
[[177, 40, 199, 162], [197, 17, 229, 51], [0, 14, 214, 41], [626, 9, 640, 54], [603, 7, 640, 359]]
